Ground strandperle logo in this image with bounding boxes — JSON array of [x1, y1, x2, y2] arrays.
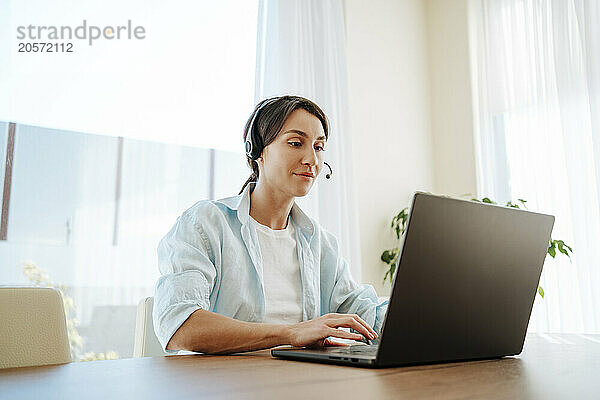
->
[[16, 20, 146, 46]]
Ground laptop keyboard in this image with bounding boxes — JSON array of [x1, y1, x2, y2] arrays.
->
[[328, 345, 378, 355]]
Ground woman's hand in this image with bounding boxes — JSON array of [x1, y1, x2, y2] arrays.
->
[[285, 313, 378, 348]]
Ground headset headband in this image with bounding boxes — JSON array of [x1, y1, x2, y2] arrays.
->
[[245, 98, 279, 160]]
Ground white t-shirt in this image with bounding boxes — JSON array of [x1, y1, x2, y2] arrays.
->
[[250, 215, 303, 325]]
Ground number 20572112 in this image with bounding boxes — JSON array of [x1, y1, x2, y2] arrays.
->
[[18, 42, 73, 52]]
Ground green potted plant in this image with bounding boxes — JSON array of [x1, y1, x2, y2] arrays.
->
[[380, 195, 573, 298]]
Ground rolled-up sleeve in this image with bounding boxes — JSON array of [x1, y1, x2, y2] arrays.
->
[[325, 235, 388, 334], [153, 212, 217, 352]]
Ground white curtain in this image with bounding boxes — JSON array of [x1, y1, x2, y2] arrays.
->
[[255, 0, 363, 281], [471, 0, 600, 333]]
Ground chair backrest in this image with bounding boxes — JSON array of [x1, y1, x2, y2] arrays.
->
[[133, 297, 167, 357], [0, 287, 72, 369]]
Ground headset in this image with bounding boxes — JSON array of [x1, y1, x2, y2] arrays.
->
[[245, 97, 333, 179]]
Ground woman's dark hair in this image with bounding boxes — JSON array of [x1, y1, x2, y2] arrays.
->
[[238, 95, 329, 194]]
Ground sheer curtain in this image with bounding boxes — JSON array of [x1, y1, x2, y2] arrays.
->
[[471, 0, 600, 333], [255, 0, 363, 281]]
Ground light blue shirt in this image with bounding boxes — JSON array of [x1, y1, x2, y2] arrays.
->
[[153, 182, 388, 352]]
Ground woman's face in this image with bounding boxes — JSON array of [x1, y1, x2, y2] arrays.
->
[[257, 108, 327, 198]]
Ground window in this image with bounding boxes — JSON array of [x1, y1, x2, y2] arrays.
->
[[0, 0, 259, 358], [0, 122, 249, 358]]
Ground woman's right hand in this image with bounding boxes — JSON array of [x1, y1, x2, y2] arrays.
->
[[285, 313, 378, 348]]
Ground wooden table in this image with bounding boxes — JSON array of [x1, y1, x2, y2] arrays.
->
[[1, 334, 599, 399]]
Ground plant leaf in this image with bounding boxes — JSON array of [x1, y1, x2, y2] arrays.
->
[[505, 201, 520, 209], [389, 263, 396, 283], [538, 286, 544, 298], [547, 240, 557, 258], [557, 242, 567, 255], [556, 241, 573, 260], [381, 250, 393, 264], [564, 243, 573, 252]]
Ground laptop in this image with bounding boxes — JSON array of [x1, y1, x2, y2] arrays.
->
[[272, 192, 555, 368]]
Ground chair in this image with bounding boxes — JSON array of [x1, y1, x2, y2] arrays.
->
[[133, 297, 167, 357], [0, 287, 71, 369]]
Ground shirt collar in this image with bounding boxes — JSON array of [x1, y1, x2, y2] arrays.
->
[[216, 182, 315, 237]]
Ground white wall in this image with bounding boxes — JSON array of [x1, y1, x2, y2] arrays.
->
[[427, 0, 478, 197], [344, 0, 477, 295], [344, 0, 435, 295]]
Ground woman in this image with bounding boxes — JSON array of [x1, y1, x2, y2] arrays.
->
[[153, 95, 387, 354]]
